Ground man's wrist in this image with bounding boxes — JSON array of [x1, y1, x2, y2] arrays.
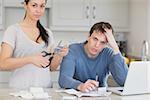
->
[[77, 83, 83, 91], [113, 46, 120, 55]]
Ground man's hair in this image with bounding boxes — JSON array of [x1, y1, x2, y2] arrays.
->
[[84, 22, 113, 44], [89, 22, 114, 36]]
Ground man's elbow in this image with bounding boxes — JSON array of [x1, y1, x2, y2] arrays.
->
[[117, 69, 128, 86], [58, 76, 65, 88], [118, 80, 125, 86], [117, 76, 126, 86]]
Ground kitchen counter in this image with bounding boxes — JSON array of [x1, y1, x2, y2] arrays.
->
[[1, 87, 150, 100]]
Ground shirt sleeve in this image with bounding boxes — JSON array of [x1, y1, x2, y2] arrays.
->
[[2, 25, 17, 49], [108, 53, 128, 86], [59, 46, 82, 89]]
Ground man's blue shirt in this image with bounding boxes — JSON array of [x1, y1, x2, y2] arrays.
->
[[59, 43, 128, 89]]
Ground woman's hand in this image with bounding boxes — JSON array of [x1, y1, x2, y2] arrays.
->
[[57, 45, 69, 58], [49, 45, 69, 71], [29, 53, 50, 68]]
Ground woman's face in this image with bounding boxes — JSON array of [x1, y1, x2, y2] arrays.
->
[[24, 0, 46, 21]]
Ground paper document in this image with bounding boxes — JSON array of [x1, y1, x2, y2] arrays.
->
[[10, 87, 51, 99], [57, 87, 111, 97]]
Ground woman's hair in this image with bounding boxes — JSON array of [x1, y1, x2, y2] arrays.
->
[[24, 0, 49, 46], [24, 0, 47, 5]]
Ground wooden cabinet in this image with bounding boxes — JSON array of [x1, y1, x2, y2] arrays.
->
[[91, 0, 129, 31], [2, 0, 51, 29], [51, 0, 90, 28], [51, 0, 129, 32], [3, 0, 51, 8]]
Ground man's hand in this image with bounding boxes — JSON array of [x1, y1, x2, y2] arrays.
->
[[77, 79, 99, 92], [104, 28, 120, 54]]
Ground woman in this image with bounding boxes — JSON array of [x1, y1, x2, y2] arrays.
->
[[0, 0, 68, 89]]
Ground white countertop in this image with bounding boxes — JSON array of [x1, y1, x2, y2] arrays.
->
[[0, 88, 150, 100]]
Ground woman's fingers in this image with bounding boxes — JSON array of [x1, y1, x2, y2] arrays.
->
[[58, 46, 69, 57]]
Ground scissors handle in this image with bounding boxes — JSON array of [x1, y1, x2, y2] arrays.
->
[[42, 65, 49, 68], [41, 51, 53, 57], [41, 54, 54, 68], [41, 51, 47, 57]]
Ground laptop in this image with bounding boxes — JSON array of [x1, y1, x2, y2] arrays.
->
[[108, 61, 150, 95]]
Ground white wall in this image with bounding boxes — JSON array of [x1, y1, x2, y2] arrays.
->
[[0, 32, 2, 42], [127, 0, 147, 57], [127, 0, 150, 57]]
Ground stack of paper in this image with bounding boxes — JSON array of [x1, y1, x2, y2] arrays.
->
[[57, 87, 111, 98], [10, 87, 51, 99]]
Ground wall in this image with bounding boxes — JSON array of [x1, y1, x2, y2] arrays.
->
[[127, 0, 149, 57], [0, 32, 2, 42]]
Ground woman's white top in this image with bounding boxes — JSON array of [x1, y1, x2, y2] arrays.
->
[[2, 24, 54, 89]]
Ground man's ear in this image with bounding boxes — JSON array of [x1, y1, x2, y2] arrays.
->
[[87, 35, 91, 40]]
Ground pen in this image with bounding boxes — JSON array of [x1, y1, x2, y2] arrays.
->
[[95, 74, 98, 82], [95, 74, 99, 93]]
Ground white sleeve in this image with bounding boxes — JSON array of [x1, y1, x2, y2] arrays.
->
[[2, 25, 17, 49]]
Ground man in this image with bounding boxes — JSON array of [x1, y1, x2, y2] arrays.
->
[[59, 22, 128, 92]]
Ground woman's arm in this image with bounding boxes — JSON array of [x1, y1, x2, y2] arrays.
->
[[0, 43, 49, 71], [0, 43, 31, 70]]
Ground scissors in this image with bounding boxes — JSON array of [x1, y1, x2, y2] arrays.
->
[[41, 40, 63, 68], [41, 51, 54, 68]]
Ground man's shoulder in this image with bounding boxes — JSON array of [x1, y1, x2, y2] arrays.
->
[[69, 42, 83, 49], [68, 43, 83, 55]]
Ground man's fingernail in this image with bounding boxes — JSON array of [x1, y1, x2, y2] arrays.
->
[[85, 89, 89, 93], [89, 87, 93, 91]]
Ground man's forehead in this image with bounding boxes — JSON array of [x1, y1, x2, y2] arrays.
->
[[92, 30, 104, 36], [91, 31, 106, 40]]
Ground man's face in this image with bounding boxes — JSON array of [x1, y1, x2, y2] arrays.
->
[[86, 31, 107, 57]]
